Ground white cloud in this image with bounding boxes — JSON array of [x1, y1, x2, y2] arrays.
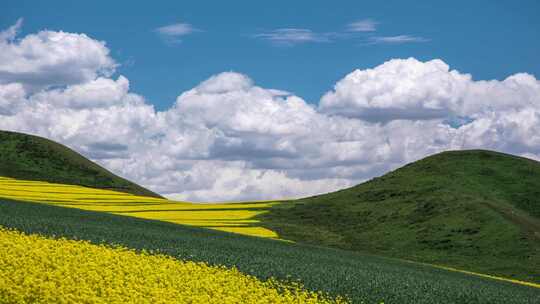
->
[[0, 22, 116, 91], [0, 82, 26, 115], [0, 18, 23, 41], [367, 35, 429, 45], [253, 28, 332, 46], [253, 22, 428, 47], [165, 164, 350, 202], [155, 23, 199, 43], [320, 58, 470, 121], [1, 22, 540, 201], [30, 76, 131, 109], [347, 19, 377, 32], [320, 58, 540, 123]]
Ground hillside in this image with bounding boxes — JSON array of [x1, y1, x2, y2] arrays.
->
[[259, 150, 540, 283], [1, 198, 538, 304], [0, 130, 161, 198]]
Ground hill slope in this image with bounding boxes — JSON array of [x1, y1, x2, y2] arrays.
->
[[0, 130, 161, 198], [259, 150, 540, 282]]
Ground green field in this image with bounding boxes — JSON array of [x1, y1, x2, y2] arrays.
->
[[260, 150, 540, 283], [1, 198, 538, 304]]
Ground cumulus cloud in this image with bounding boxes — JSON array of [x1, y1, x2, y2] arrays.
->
[[0, 22, 116, 91], [320, 58, 470, 121], [320, 58, 540, 123], [1, 21, 540, 201], [0, 82, 26, 115]]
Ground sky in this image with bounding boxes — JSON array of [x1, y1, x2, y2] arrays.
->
[[2, 1, 539, 109], [1, 1, 540, 201]]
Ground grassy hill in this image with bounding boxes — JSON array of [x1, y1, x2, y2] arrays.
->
[[0, 130, 161, 198], [1, 198, 538, 304], [259, 150, 540, 283]]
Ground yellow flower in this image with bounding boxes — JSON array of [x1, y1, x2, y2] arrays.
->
[[0, 226, 347, 304], [0, 177, 278, 238]]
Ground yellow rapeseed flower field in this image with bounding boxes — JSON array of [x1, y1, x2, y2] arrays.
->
[[0, 227, 346, 304], [0, 177, 278, 238]]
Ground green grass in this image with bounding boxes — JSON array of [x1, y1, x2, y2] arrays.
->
[[0, 130, 161, 198], [258, 150, 540, 283], [0, 198, 538, 304]]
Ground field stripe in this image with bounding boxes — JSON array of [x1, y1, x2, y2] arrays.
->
[[0, 176, 279, 238]]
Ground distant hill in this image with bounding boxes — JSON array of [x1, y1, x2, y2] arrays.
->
[[260, 150, 540, 283], [0, 130, 162, 198]]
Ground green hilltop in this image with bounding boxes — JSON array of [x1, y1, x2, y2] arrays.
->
[[0, 130, 161, 198], [259, 150, 540, 283]]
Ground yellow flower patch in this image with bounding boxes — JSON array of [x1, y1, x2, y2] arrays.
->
[[0, 227, 346, 304], [0, 177, 278, 238]]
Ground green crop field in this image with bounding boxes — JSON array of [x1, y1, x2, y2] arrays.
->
[[1, 198, 539, 304]]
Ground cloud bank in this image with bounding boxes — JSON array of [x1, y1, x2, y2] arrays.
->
[[1, 22, 540, 201]]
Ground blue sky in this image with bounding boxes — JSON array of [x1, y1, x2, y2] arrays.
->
[[2, 1, 540, 200], [2, 0, 539, 110]]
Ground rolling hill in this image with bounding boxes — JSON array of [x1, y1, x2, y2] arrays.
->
[[0, 130, 161, 198], [259, 150, 540, 283]]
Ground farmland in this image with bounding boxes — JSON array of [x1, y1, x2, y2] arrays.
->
[[1, 198, 539, 304], [0, 227, 341, 304], [0, 176, 278, 238]]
